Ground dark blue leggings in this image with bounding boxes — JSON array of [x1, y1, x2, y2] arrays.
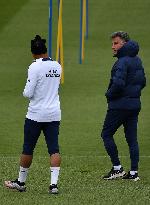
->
[[101, 109, 140, 171]]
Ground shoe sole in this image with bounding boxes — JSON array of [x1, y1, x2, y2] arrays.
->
[[49, 190, 58, 194], [103, 171, 126, 180], [49, 188, 58, 194], [122, 177, 140, 181], [133, 177, 140, 181]]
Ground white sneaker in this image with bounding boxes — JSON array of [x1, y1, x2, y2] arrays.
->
[[103, 167, 126, 180], [4, 179, 26, 192], [49, 184, 58, 194]]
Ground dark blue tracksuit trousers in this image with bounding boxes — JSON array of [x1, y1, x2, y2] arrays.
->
[[101, 109, 140, 171]]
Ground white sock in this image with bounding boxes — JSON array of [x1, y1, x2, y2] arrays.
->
[[114, 165, 122, 170], [50, 167, 60, 185], [18, 166, 29, 183], [130, 171, 138, 175]]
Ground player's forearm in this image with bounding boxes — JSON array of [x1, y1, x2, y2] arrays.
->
[[23, 83, 35, 98]]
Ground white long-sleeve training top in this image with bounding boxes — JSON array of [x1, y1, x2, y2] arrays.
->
[[23, 58, 62, 122]]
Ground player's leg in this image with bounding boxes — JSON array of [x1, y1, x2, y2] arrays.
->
[[4, 118, 42, 191], [42, 121, 61, 194], [122, 109, 140, 181], [101, 109, 126, 179]]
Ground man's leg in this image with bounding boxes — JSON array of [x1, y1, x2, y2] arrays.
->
[[5, 118, 41, 191], [101, 109, 126, 179], [43, 121, 61, 194], [50, 153, 61, 188], [17, 154, 33, 184], [122, 109, 140, 181], [50, 153, 61, 167], [18, 118, 41, 182], [20, 154, 33, 168], [101, 109, 123, 166]]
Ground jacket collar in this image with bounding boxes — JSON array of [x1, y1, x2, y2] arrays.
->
[[116, 40, 139, 58]]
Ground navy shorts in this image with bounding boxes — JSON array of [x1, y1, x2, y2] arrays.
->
[[22, 118, 60, 155]]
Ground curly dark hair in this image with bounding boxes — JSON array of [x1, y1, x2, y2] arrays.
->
[[111, 31, 130, 42], [31, 35, 47, 55]]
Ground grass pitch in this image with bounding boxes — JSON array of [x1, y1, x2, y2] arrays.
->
[[0, 0, 150, 204]]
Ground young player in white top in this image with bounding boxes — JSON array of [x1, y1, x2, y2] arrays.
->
[[5, 35, 62, 194], [23, 55, 61, 122]]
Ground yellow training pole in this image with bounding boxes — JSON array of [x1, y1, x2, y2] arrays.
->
[[56, 0, 64, 83], [60, 2, 64, 84]]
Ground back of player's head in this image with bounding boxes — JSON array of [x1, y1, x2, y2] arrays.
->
[[111, 31, 130, 42], [31, 35, 47, 55]]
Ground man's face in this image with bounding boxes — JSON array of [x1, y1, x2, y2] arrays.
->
[[112, 37, 126, 56]]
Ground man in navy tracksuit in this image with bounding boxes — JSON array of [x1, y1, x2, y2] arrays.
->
[[101, 31, 146, 181]]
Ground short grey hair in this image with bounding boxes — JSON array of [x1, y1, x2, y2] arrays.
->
[[111, 31, 130, 42]]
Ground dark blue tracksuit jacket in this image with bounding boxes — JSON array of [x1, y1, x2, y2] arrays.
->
[[105, 40, 146, 110]]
